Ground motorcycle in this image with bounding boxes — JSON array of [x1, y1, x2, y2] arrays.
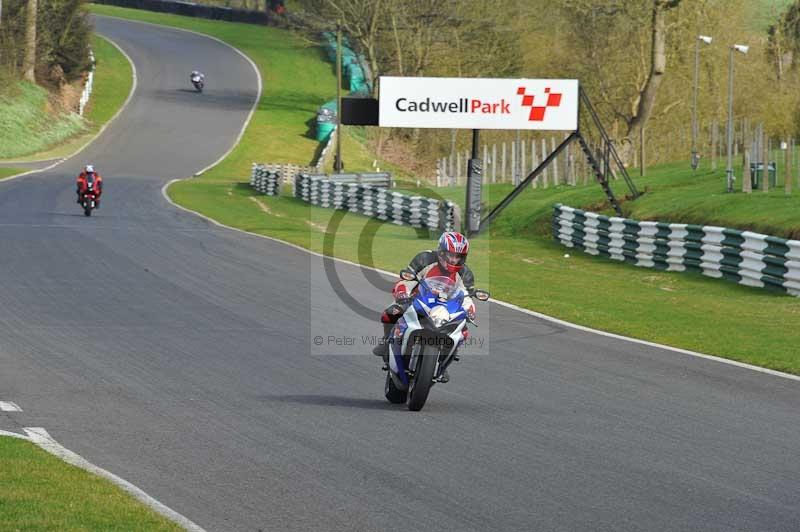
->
[[191, 73, 204, 93], [80, 178, 98, 217], [384, 269, 490, 411]]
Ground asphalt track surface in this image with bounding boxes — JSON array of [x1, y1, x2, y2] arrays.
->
[[1, 15, 799, 532]]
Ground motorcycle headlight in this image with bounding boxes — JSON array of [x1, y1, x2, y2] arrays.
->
[[429, 306, 450, 328]]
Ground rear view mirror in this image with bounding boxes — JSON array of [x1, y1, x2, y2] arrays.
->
[[472, 289, 490, 302], [400, 269, 417, 281]]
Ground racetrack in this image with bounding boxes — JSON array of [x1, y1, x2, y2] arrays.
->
[[1, 15, 799, 532]]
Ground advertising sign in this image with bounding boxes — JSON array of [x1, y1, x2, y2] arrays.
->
[[379, 77, 578, 131]]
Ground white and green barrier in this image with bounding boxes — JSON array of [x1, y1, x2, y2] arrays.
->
[[250, 163, 281, 196], [553, 204, 800, 296], [295, 174, 458, 232]]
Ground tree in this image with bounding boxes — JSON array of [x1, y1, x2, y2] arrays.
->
[[22, 0, 35, 82], [293, 0, 384, 96]]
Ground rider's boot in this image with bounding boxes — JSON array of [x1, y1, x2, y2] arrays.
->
[[372, 322, 393, 361]]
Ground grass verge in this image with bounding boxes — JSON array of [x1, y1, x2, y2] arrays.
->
[[91, 5, 800, 374], [0, 33, 133, 163], [0, 168, 26, 180], [0, 436, 182, 531]]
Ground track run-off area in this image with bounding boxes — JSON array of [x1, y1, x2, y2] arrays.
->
[[0, 15, 799, 532]]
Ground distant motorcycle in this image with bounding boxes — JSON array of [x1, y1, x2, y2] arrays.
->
[[384, 269, 490, 411], [80, 177, 98, 217], [190, 72, 204, 93]]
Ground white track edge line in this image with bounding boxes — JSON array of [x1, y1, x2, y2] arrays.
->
[[0, 34, 138, 183], [92, 14, 263, 178], [0, 429, 29, 440], [23, 427, 206, 532], [159, 181, 800, 384], [0, 401, 23, 412]]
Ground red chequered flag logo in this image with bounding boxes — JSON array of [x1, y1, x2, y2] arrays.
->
[[517, 87, 562, 121]]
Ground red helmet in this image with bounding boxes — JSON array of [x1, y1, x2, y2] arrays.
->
[[437, 232, 469, 273]]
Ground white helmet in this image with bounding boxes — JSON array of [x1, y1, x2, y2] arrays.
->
[[85, 165, 95, 173]]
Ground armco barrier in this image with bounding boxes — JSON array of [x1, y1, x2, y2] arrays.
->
[[295, 174, 457, 232], [250, 164, 280, 195], [78, 50, 96, 116], [552, 204, 800, 296], [93, 0, 272, 24]]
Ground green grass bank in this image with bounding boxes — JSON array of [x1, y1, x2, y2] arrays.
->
[[0, 33, 133, 163]]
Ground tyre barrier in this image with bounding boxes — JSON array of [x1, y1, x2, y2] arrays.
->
[[295, 174, 457, 232], [250, 164, 280, 196], [553, 204, 800, 296]]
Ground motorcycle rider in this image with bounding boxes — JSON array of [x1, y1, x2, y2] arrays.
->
[[190, 70, 205, 86], [372, 231, 476, 380], [76, 165, 103, 207]]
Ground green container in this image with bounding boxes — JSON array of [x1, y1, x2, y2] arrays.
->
[[750, 162, 776, 189], [316, 120, 336, 142]]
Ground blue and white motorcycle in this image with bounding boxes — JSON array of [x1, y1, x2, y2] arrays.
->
[[384, 269, 489, 411]]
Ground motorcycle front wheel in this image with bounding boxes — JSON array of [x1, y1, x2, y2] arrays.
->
[[407, 345, 437, 411], [84, 205, 92, 217], [384, 372, 407, 404]]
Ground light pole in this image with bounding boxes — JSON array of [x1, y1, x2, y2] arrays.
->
[[691, 35, 712, 171], [334, 22, 343, 173], [726, 44, 749, 192]]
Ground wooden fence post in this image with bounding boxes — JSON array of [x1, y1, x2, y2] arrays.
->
[[743, 148, 752, 193], [640, 127, 646, 177], [762, 128, 769, 192], [511, 142, 519, 185], [711, 121, 718, 171], [540, 138, 547, 186], [492, 144, 497, 183], [531, 140, 539, 189], [501, 142, 507, 182], [786, 138, 792, 195]]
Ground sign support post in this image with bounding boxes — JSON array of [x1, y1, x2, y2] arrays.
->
[[465, 129, 482, 235]]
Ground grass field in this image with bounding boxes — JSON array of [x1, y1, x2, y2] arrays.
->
[[0, 436, 182, 531], [91, 5, 800, 375], [0, 33, 133, 163]]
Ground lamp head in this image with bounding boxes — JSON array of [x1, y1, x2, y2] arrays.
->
[[733, 44, 749, 54], [698, 35, 713, 45]]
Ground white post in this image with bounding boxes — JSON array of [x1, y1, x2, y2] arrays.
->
[[492, 143, 497, 183], [501, 142, 507, 182]]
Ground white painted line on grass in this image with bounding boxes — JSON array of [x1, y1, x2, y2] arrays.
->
[[0, 34, 138, 184], [0, 401, 22, 412], [160, 181, 800, 384], [23, 427, 207, 532]]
